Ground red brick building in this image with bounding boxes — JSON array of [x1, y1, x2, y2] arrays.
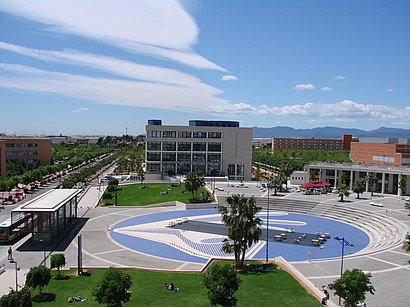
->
[[350, 142, 410, 166], [0, 137, 52, 176], [272, 134, 353, 151]]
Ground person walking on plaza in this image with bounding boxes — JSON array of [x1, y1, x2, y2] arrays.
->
[[7, 246, 12, 260]]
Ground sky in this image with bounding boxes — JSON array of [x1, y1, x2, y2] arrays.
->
[[0, 0, 409, 136]]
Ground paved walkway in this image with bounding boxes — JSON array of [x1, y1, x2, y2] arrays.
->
[[1, 181, 409, 306]]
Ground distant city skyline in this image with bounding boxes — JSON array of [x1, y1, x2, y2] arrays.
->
[[1, 0, 409, 135]]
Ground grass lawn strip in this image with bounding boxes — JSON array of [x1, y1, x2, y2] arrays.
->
[[33, 262, 321, 306], [104, 183, 211, 206]]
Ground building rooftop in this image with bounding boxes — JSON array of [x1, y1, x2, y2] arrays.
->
[[12, 189, 82, 213]]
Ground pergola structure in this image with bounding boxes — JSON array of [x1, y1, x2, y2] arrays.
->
[[11, 189, 82, 243]]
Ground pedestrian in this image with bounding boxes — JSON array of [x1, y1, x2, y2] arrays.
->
[[321, 289, 329, 305], [7, 247, 12, 260]]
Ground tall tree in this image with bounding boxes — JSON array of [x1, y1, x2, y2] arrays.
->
[[336, 184, 350, 202], [184, 170, 205, 200], [25, 266, 51, 295], [50, 253, 66, 279], [352, 180, 365, 199], [366, 172, 378, 198], [203, 263, 241, 307], [398, 174, 408, 199], [92, 267, 132, 307], [329, 269, 375, 307], [219, 194, 262, 268]]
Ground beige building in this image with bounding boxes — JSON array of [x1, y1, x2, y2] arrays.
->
[[145, 120, 253, 181], [0, 137, 52, 176]]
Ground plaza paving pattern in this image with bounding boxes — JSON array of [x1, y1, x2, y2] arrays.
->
[[1, 183, 410, 306]]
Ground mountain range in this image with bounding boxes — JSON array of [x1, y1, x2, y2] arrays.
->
[[252, 126, 410, 139]]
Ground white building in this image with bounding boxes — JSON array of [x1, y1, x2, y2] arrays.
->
[[145, 120, 252, 181]]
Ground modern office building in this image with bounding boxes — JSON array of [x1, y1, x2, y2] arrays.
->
[[0, 137, 52, 176], [271, 134, 353, 151], [145, 120, 252, 181], [350, 138, 410, 166]]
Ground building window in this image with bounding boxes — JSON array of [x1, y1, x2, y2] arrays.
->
[[28, 143, 38, 148], [6, 144, 15, 148], [192, 163, 206, 174], [193, 131, 207, 138], [208, 132, 222, 138], [177, 142, 191, 151], [163, 131, 176, 138], [177, 163, 191, 174], [178, 131, 192, 138], [193, 142, 206, 151], [162, 142, 176, 151], [177, 153, 191, 162], [162, 163, 175, 174], [236, 164, 245, 177], [207, 153, 222, 162], [147, 163, 161, 172], [6, 151, 16, 156], [18, 143, 27, 148], [192, 153, 206, 162], [147, 152, 161, 161], [147, 130, 161, 138], [162, 152, 176, 161], [147, 141, 161, 151], [208, 142, 221, 152]]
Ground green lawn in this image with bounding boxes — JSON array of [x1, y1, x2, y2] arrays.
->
[[32, 262, 321, 306], [103, 183, 211, 206]]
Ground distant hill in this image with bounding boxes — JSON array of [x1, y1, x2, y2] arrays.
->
[[252, 126, 410, 138]]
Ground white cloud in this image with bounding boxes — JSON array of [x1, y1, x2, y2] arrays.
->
[[221, 75, 238, 81], [0, 42, 204, 86], [293, 83, 315, 91], [0, 0, 225, 71], [0, 63, 230, 112], [333, 75, 346, 80], [209, 99, 410, 122], [320, 86, 333, 92], [386, 88, 395, 93], [73, 107, 88, 113]]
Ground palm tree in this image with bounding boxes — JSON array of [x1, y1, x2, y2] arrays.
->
[[398, 174, 407, 199], [279, 161, 294, 190], [366, 172, 378, 198], [184, 170, 205, 200], [219, 194, 262, 268], [352, 180, 365, 199], [336, 184, 350, 202]]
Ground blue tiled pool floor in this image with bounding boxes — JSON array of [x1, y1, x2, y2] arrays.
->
[[110, 209, 370, 263]]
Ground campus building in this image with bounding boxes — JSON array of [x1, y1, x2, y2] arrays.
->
[[0, 137, 52, 177], [303, 162, 410, 196], [271, 134, 354, 151], [350, 138, 410, 166], [145, 120, 252, 181]]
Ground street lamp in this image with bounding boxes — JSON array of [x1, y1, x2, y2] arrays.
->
[[334, 236, 354, 305], [39, 239, 46, 265], [265, 184, 271, 262], [9, 259, 19, 291]]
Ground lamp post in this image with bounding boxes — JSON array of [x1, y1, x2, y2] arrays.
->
[[334, 236, 354, 305], [9, 259, 19, 291], [39, 239, 46, 265], [265, 184, 271, 262]]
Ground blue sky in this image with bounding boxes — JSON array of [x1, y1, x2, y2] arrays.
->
[[0, 0, 409, 136]]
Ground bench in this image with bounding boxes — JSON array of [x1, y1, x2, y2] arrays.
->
[[311, 239, 320, 246]]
